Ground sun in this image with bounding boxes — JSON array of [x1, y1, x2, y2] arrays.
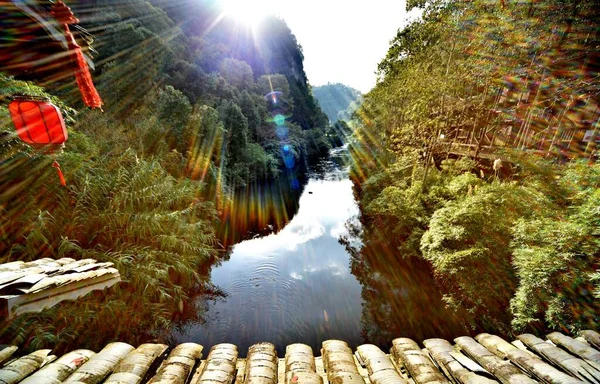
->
[[221, 0, 271, 27]]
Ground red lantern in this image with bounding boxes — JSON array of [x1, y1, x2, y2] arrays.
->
[[8, 97, 68, 186], [8, 98, 68, 145]]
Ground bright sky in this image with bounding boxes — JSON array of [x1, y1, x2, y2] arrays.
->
[[275, 1, 412, 93], [223, 0, 416, 94]]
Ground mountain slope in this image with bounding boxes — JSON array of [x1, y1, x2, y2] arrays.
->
[[313, 83, 362, 123]]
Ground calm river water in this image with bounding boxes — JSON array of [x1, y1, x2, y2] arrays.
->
[[172, 147, 469, 356]]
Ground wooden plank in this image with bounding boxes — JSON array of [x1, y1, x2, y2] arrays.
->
[[236, 359, 247, 384], [506, 349, 583, 384], [474, 335, 518, 359], [390, 339, 446, 384], [315, 357, 329, 384], [63, 342, 134, 384], [547, 332, 600, 364], [0, 349, 51, 384], [190, 360, 208, 384], [104, 343, 168, 384], [510, 341, 530, 353], [245, 343, 278, 384], [448, 352, 490, 377], [1, 270, 120, 320], [191, 344, 238, 384], [0, 347, 17, 367], [454, 337, 535, 384], [422, 339, 496, 384], [518, 334, 600, 383], [322, 340, 365, 384], [353, 355, 371, 384], [147, 343, 203, 384], [356, 344, 406, 384], [579, 331, 600, 351], [285, 344, 321, 384], [19, 349, 94, 384]]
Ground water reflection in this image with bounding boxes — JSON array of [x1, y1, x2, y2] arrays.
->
[[174, 147, 474, 356], [172, 150, 363, 356], [343, 225, 474, 350], [218, 171, 307, 247]]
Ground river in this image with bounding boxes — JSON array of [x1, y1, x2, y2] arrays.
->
[[172, 146, 470, 356]]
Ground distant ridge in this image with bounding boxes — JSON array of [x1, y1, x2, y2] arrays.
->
[[313, 83, 362, 123]]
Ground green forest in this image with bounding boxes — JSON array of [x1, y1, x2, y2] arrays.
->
[[350, 0, 600, 335], [0, 0, 337, 351], [1, 0, 599, 358]]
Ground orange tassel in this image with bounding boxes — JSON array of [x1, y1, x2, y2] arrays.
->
[[52, 1, 103, 109], [52, 160, 67, 186]]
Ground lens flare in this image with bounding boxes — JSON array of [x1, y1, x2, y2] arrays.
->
[[264, 91, 283, 104], [274, 114, 285, 126], [221, 0, 269, 27]]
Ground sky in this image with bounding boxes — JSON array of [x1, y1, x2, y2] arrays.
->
[[223, 0, 416, 94], [274, 1, 414, 94]]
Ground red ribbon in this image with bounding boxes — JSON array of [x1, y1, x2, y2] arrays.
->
[[52, 1, 103, 109], [52, 160, 67, 186]]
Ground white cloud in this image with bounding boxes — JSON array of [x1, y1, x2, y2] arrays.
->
[[232, 178, 358, 257]]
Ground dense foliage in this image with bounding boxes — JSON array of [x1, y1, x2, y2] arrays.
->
[[0, 0, 331, 350], [351, 0, 600, 335]]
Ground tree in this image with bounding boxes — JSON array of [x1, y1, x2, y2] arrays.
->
[[219, 58, 254, 90]]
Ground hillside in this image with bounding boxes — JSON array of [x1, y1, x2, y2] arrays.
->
[[313, 83, 362, 123], [0, 0, 331, 351]]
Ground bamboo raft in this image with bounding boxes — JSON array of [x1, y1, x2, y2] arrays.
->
[[1, 330, 600, 384]]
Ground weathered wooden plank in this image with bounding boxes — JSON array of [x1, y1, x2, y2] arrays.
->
[[245, 343, 278, 384], [448, 352, 489, 377], [454, 336, 535, 384], [506, 349, 583, 384], [285, 344, 321, 384], [390, 339, 446, 384], [422, 339, 496, 384], [147, 343, 203, 384], [0, 257, 121, 321], [63, 342, 134, 384], [0, 349, 52, 384], [547, 332, 600, 364], [357, 343, 406, 384], [315, 357, 329, 384], [19, 349, 94, 384], [353, 355, 371, 384], [189, 360, 207, 384], [191, 344, 238, 384], [236, 359, 248, 384], [322, 340, 365, 384], [0, 347, 17, 367], [104, 343, 168, 384], [510, 341, 530, 353], [475, 335, 518, 360], [518, 334, 600, 383], [579, 331, 600, 350]]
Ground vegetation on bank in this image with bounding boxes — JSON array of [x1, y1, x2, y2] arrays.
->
[[0, 0, 332, 351], [351, 0, 600, 335]]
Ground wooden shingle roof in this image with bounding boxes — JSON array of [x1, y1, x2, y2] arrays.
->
[[0, 257, 121, 320]]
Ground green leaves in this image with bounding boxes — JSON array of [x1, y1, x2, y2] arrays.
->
[[509, 164, 600, 331]]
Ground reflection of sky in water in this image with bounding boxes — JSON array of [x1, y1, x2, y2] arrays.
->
[[173, 161, 362, 356]]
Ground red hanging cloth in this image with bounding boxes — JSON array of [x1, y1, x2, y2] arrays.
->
[[51, 1, 103, 109], [52, 160, 67, 186]]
